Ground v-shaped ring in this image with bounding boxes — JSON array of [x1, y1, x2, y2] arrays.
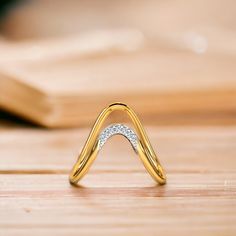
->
[[69, 102, 166, 185]]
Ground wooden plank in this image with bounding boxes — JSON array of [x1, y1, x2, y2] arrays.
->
[[0, 127, 235, 173], [0, 173, 235, 236], [0, 125, 235, 235]]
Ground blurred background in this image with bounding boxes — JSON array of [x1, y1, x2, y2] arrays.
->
[[0, 0, 235, 127]]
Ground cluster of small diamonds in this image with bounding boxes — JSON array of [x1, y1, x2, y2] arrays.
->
[[98, 124, 138, 151]]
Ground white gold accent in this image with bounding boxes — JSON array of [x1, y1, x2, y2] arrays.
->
[[98, 124, 138, 151]]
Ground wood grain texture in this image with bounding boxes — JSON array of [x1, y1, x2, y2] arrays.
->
[[0, 123, 235, 236]]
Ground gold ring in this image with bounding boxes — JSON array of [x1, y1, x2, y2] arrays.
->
[[69, 102, 166, 185]]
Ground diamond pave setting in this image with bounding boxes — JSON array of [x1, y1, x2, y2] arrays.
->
[[98, 124, 138, 152]]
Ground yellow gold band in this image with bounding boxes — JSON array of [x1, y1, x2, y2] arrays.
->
[[69, 102, 166, 185]]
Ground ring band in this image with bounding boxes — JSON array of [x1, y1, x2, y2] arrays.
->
[[69, 102, 166, 185]]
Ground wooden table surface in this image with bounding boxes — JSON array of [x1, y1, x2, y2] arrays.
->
[[0, 116, 235, 236]]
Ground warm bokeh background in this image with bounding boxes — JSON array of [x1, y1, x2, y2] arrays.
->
[[0, 0, 235, 127]]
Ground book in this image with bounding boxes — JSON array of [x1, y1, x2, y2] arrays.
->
[[0, 33, 235, 127]]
